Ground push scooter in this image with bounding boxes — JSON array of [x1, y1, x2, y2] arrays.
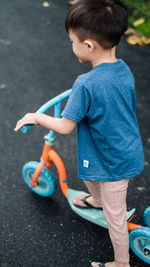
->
[[20, 90, 150, 265]]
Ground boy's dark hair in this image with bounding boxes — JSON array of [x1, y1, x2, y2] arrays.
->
[[65, 0, 128, 49]]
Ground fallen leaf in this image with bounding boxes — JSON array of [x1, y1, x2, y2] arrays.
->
[[0, 84, 6, 89], [125, 27, 138, 36], [141, 36, 150, 45], [43, 2, 50, 7], [0, 39, 11, 45], [127, 35, 141, 45], [143, 6, 147, 10], [133, 18, 145, 27], [136, 187, 146, 192], [46, 20, 52, 24]]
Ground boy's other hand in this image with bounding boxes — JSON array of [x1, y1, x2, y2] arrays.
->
[[14, 113, 38, 132]]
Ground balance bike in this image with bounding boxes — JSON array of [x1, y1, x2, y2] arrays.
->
[[20, 90, 150, 265]]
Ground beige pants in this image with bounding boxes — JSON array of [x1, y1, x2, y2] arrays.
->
[[84, 179, 129, 263]]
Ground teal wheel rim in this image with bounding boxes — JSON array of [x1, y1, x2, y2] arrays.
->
[[22, 161, 57, 197], [130, 227, 150, 264]]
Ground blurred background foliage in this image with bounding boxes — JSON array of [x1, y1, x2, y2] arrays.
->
[[123, 0, 150, 45]]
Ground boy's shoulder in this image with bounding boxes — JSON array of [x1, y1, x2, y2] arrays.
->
[[72, 59, 134, 97], [74, 67, 102, 88], [76, 69, 95, 82], [75, 59, 134, 86]]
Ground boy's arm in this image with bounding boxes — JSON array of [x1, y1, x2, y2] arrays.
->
[[14, 113, 77, 134]]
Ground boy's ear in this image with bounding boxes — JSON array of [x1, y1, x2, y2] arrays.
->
[[84, 40, 94, 52]]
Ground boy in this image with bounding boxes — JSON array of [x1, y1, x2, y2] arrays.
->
[[15, 0, 145, 266]]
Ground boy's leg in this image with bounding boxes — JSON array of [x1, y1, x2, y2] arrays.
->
[[99, 179, 129, 265], [73, 180, 102, 208]]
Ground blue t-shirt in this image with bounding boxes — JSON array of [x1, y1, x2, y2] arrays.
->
[[61, 59, 145, 181]]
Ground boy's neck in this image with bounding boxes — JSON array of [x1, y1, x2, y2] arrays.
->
[[91, 46, 117, 68]]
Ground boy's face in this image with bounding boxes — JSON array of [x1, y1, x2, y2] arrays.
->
[[69, 30, 91, 63]]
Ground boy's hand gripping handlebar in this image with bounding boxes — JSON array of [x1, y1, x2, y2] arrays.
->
[[20, 89, 71, 133]]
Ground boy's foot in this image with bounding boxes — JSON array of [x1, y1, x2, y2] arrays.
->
[[91, 261, 130, 267], [73, 193, 102, 209]]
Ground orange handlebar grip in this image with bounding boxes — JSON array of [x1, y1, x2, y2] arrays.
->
[[48, 149, 69, 198]]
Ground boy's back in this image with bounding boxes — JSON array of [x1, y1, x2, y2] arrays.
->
[[62, 59, 145, 181]]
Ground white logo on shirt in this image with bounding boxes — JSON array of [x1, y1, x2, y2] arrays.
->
[[83, 160, 89, 168]]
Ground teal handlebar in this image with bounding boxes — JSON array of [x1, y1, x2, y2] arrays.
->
[[20, 89, 72, 133], [21, 124, 34, 133]]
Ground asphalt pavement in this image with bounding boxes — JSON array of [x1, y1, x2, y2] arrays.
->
[[0, 0, 150, 266]]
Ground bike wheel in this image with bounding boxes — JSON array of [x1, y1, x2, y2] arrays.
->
[[22, 161, 57, 197], [144, 207, 150, 228], [129, 227, 150, 264]]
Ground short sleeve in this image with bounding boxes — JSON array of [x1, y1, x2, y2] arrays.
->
[[61, 77, 90, 123]]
